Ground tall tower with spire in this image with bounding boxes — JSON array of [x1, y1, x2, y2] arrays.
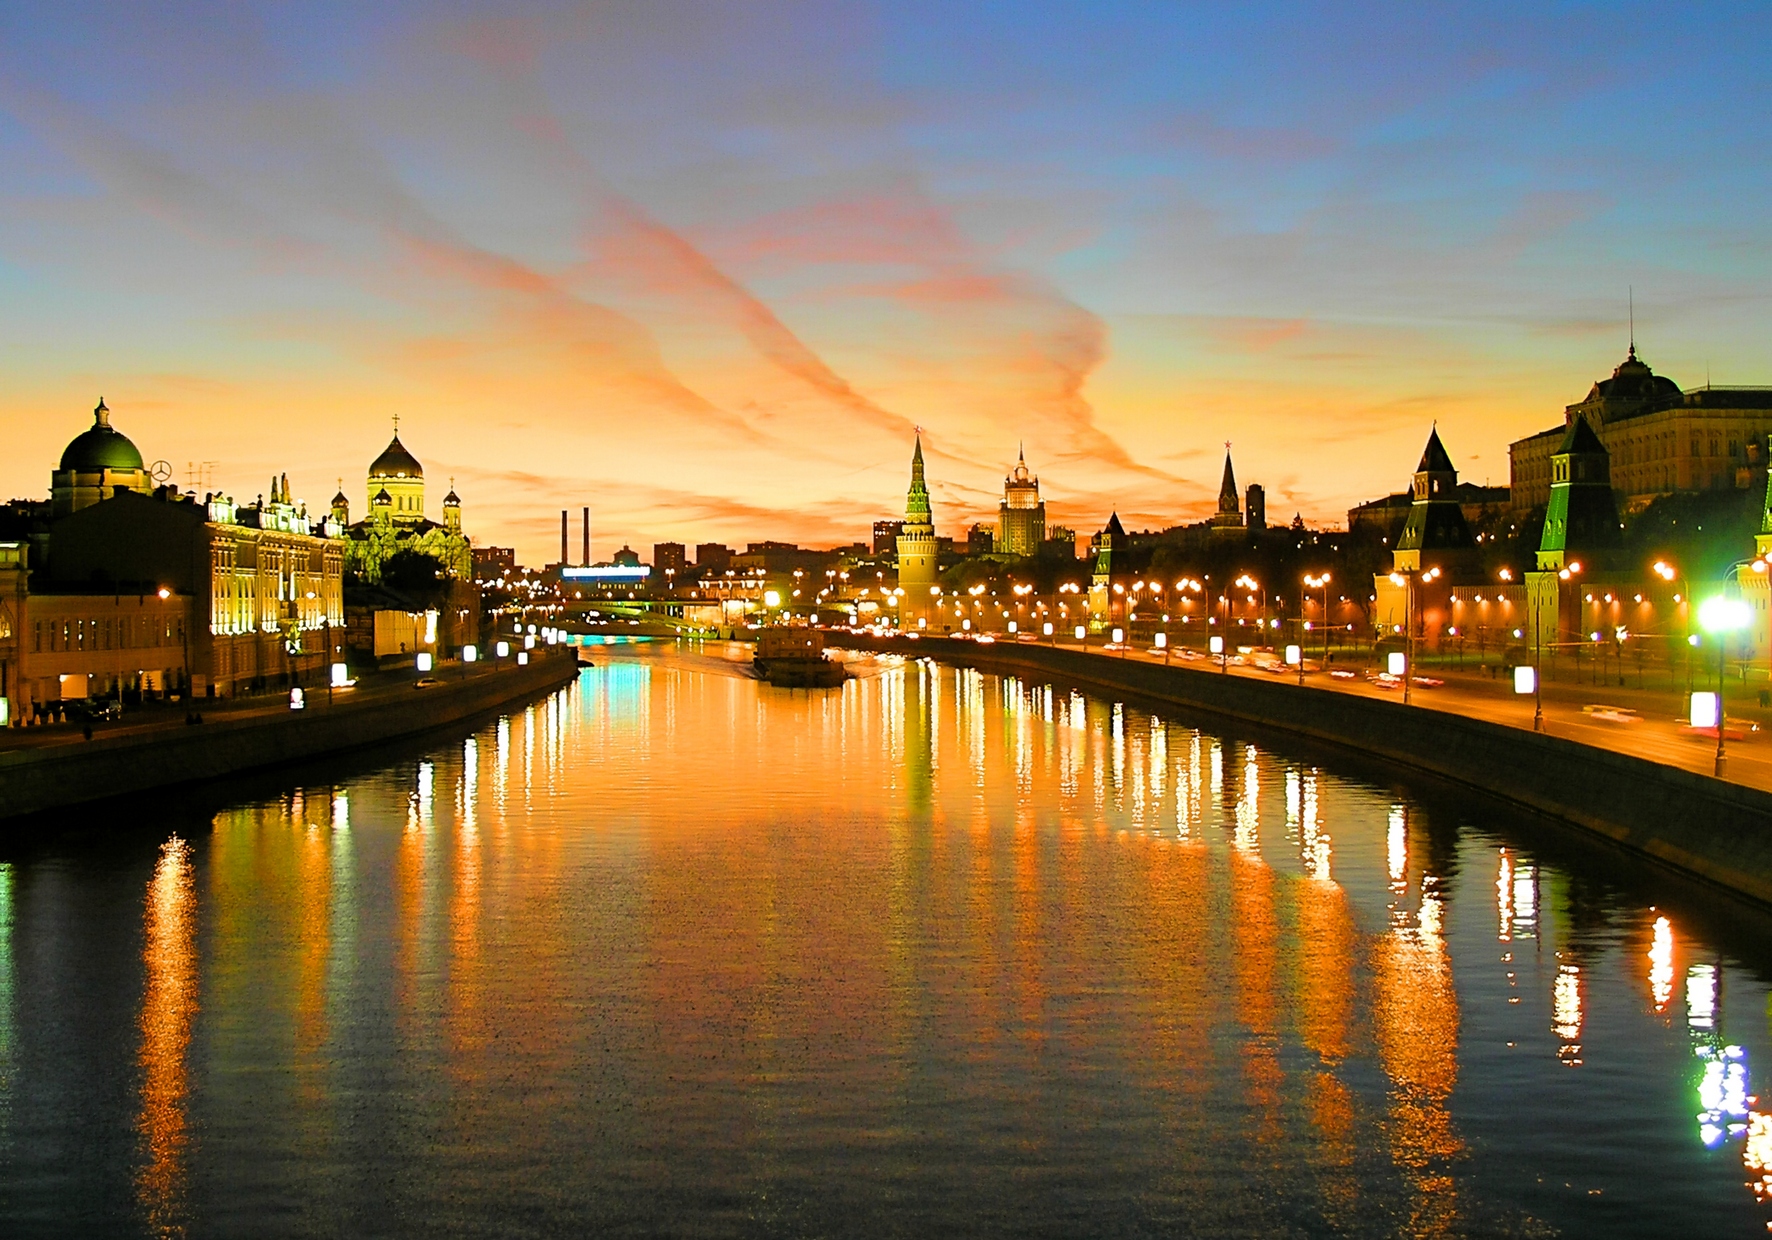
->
[[1210, 446, 1244, 537], [896, 435, 938, 627], [1394, 427, 1475, 572]]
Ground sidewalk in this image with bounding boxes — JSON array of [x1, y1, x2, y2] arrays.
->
[[0, 657, 526, 755]]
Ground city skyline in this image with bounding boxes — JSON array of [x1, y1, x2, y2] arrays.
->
[[5, 2, 1771, 564]]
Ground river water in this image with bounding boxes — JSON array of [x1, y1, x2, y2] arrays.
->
[[3, 642, 1771, 1236]]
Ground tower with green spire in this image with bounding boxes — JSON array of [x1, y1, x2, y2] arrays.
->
[[1535, 418, 1622, 571], [1393, 427, 1476, 572], [896, 434, 938, 627], [1756, 462, 1772, 562]]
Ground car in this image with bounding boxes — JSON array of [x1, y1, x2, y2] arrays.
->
[[414, 677, 440, 689]]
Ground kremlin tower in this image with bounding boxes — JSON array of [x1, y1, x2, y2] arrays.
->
[[896, 435, 938, 627]]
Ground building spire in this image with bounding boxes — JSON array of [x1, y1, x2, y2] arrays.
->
[[94, 397, 110, 429], [905, 432, 931, 523], [1217, 444, 1238, 510]]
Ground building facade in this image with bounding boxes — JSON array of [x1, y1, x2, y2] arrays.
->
[[995, 448, 1047, 556], [49, 486, 345, 698], [1510, 347, 1772, 514], [2, 402, 348, 721]]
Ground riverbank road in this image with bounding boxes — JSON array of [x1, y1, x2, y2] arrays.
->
[[0, 656, 551, 755], [1037, 638, 1772, 790]]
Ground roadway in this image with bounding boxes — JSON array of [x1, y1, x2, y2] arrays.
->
[[890, 633, 1772, 791]]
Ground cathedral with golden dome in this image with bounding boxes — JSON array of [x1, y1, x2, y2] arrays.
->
[[333, 424, 472, 583]]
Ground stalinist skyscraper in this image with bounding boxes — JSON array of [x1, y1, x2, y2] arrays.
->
[[896, 435, 938, 627]]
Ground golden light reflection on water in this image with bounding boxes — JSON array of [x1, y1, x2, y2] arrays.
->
[[1648, 916, 1676, 1014], [67, 649, 1772, 1232], [1373, 807, 1462, 1237], [136, 836, 197, 1239]]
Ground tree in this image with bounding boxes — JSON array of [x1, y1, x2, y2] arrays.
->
[[381, 549, 448, 601]]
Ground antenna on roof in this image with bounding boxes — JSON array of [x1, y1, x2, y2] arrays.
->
[[1629, 286, 1635, 358]]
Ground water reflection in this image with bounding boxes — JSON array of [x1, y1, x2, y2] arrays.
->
[[1648, 915, 1675, 1013], [3, 647, 1769, 1234], [136, 836, 197, 1238], [1372, 810, 1462, 1237]]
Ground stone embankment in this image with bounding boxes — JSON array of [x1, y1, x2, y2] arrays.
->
[[837, 634, 1772, 907], [0, 651, 579, 822]]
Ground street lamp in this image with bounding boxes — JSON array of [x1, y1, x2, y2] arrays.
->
[[1388, 566, 1440, 705], [1304, 572, 1331, 674], [1699, 595, 1751, 777]]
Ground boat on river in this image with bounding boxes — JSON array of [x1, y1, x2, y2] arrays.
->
[[753, 628, 848, 688]]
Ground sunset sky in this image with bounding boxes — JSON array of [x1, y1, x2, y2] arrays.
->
[[3, 1, 1770, 564]]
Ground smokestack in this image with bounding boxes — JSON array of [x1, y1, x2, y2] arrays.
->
[[582, 507, 590, 567], [561, 510, 568, 565]]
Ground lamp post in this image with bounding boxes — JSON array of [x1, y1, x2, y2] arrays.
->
[[1304, 572, 1331, 680], [1387, 566, 1440, 706], [1233, 574, 1259, 672], [1699, 596, 1751, 778]]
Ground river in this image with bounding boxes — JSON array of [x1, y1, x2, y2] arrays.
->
[[2, 641, 1770, 1236]]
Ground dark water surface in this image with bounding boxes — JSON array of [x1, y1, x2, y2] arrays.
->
[[4, 643, 1772, 1237]]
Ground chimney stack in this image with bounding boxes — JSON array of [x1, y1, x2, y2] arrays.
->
[[560, 510, 568, 565], [582, 507, 590, 567]]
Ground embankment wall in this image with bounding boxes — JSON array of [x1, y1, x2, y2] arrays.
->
[[837, 636, 1772, 906], [0, 653, 578, 821]]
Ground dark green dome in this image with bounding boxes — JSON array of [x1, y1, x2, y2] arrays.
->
[[59, 399, 145, 472]]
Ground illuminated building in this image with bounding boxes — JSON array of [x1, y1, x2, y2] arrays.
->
[[1510, 346, 1772, 514], [995, 447, 1047, 557], [48, 480, 344, 698], [336, 427, 472, 583], [1087, 513, 1129, 627], [1374, 428, 1522, 644], [0, 402, 347, 718], [896, 436, 937, 626]]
